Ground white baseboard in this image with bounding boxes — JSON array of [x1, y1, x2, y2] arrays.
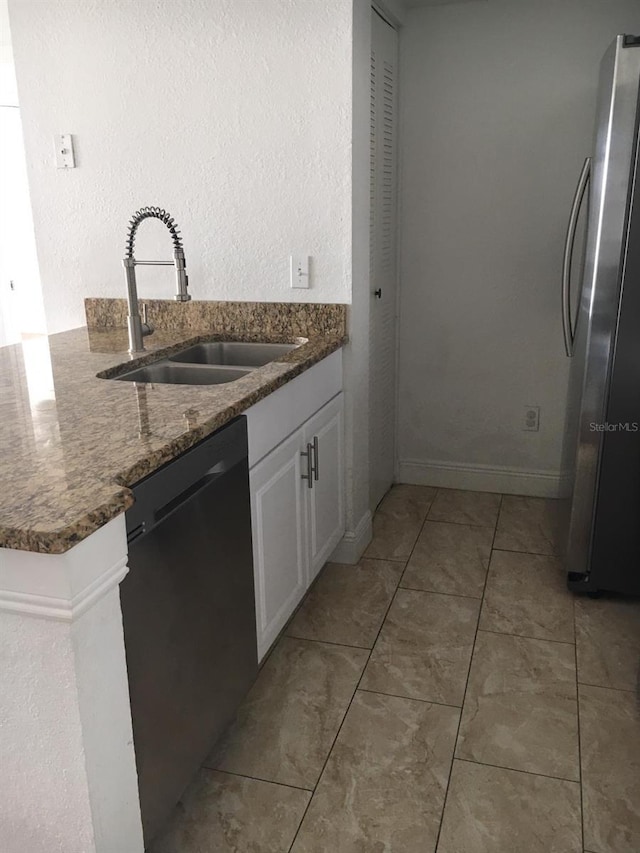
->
[[330, 510, 372, 564], [397, 459, 562, 498]]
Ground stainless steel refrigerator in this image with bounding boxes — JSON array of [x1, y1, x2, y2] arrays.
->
[[560, 34, 640, 595]]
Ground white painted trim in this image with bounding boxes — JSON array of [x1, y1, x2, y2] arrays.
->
[[0, 556, 129, 621], [330, 510, 372, 564], [0, 515, 128, 602], [397, 459, 562, 498]]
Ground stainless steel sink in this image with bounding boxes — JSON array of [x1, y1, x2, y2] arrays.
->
[[169, 341, 298, 367], [104, 339, 300, 385], [115, 361, 251, 385]]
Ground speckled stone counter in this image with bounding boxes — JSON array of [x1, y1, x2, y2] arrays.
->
[[0, 302, 346, 554]]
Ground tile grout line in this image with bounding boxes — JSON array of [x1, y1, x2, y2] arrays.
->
[[454, 756, 581, 785], [577, 679, 638, 695], [258, 569, 327, 673], [477, 626, 576, 647], [285, 567, 408, 851], [176, 492, 589, 849], [491, 545, 559, 557], [426, 519, 499, 530], [209, 767, 315, 794], [284, 634, 373, 652], [434, 493, 503, 852], [287, 492, 437, 852], [398, 584, 484, 602], [357, 686, 462, 710], [396, 496, 447, 590], [261, 492, 564, 848], [361, 555, 408, 564], [284, 558, 406, 647], [424, 513, 498, 530]]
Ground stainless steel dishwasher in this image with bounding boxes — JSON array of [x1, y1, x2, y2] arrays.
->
[[120, 415, 257, 846]]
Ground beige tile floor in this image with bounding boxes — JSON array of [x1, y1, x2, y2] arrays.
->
[[150, 486, 640, 853]]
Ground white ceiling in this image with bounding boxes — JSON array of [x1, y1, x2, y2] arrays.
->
[[404, 0, 488, 8]]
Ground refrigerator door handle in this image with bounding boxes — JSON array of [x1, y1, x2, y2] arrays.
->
[[562, 156, 591, 356]]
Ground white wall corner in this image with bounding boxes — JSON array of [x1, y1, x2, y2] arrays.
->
[[0, 515, 144, 853], [397, 459, 563, 498], [330, 509, 372, 564]]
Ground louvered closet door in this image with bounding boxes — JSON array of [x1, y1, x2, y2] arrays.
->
[[369, 8, 398, 510]]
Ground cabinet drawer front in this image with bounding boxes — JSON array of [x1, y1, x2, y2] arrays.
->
[[249, 431, 308, 660], [246, 349, 342, 469]]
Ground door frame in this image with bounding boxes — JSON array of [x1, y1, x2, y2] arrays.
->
[[369, 4, 402, 511]]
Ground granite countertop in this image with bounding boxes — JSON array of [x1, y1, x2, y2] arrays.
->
[[0, 304, 346, 554]]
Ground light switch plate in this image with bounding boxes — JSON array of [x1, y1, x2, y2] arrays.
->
[[290, 255, 310, 289], [55, 134, 75, 169]]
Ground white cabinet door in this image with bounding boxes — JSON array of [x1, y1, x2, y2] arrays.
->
[[304, 393, 345, 583], [250, 429, 308, 660]]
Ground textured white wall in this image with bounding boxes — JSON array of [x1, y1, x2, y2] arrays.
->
[[397, 0, 640, 492], [0, 0, 18, 104], [0, 611, 96, 853], [1, 0, 46, 342], [0, 108, 47, 339], [0, 516, 143, 853], [8, 0, 354, 333]]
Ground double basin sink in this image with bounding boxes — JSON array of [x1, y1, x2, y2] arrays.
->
[[115, 341, 299, 386]]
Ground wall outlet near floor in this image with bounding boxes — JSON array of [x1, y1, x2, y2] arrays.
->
[[523, 405, 540, 432]]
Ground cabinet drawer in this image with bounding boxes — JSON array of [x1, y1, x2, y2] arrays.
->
[[245, 349, 342, 469]]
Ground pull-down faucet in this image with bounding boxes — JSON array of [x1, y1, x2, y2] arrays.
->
[[123, 206, 191, 353]]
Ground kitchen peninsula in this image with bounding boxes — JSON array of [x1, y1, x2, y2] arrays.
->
[[0, 300, 346, 853]]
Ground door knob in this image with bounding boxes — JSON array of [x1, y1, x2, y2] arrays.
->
[[374, 289, 382, 299]]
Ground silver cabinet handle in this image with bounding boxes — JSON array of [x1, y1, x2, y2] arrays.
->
[[301, 443, 313, 489], [562, 156, 591, 357], [312, 436, 319, 481]]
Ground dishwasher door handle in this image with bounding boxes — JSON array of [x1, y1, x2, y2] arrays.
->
[[154, 462, 226, 525]]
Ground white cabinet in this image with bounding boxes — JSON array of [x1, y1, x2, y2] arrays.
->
[[304, 394, 344, 583], [247, 383, 345, 661], [250, 431, 309, 659]]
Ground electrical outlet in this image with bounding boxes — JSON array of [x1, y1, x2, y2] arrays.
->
[[523, 406, 540, 432]]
